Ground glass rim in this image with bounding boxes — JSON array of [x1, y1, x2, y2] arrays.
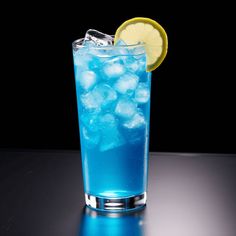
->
[[72, 37, 145, 50]]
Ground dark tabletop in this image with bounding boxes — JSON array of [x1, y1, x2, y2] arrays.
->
[[0, 150, 236, 236]]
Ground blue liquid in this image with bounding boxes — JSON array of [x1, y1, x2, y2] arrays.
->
[[73, 47, 151, 198]]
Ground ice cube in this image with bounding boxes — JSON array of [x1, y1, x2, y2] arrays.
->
[[100, 128, 125, 152], [136, 55, 146, 72], [82, 126, 100, 149], [80, 90, 103, 111], [121, 111, 146, 144], [115, 97, 137, 119], [93, 84, 117, 108], [113, 40, 130, 56], [82, 40, 96, 47], [98, 113, 117, 128], [73, 52, 101, 73], [83, 29, 113, 46], [123, 112, 146, 129], [127, 59, 139, 72], [76, 70, 97, 91], [80, 112, 99, 132], [133, 45, 146, 58], [98, 113, 125, 152], [125, 55, 146, 75], [115, 39, 126, 46], [102, 58, 126, 80], [134, 83, 150, 103], [80, 84, 117, 111], [114, 72, 139, 95], [126, 126, 146, 144], [88, 48, 111, 59], [73, 51, 92, 68]]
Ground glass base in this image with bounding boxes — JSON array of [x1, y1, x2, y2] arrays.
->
[[85, 192, 146, 212]]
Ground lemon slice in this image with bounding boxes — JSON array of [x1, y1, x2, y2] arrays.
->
[[114, 17, 168, 72]]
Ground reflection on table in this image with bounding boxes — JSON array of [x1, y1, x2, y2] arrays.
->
[[78, 206, 146, 236]]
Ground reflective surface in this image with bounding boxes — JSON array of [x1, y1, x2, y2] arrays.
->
[[0, 150, 236, 236], [78, 206, 145, 236]]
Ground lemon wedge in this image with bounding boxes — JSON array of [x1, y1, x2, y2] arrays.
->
[[114, 17, 168, 71]]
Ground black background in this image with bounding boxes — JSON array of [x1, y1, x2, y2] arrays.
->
[[0, 2, 235, 153]]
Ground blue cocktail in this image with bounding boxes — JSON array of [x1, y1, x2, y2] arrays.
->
[[72, 30, 152, 211]]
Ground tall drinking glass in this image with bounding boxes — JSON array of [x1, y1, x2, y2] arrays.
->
[[72, 38, 151, 211]]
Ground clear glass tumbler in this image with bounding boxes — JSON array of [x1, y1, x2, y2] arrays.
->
[[72, 38, 151, 211]]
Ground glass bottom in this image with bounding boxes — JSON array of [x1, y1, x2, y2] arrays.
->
[[85, 192, 147, 212]]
